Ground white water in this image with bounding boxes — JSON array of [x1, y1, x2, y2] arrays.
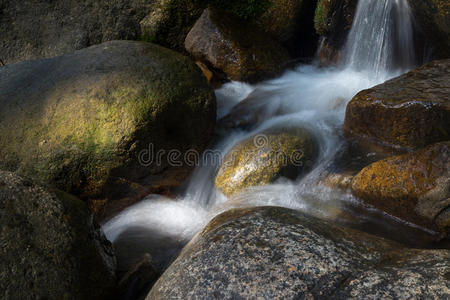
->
[[103, 0, 424, 271], [343, 0, 416, 78]]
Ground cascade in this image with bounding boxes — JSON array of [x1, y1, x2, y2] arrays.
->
[[343, 0, 416, 77], [103, 0, 427, 273]]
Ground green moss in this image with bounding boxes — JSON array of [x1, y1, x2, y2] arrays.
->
[[314, 0, 331, 35], [210, 0, 272, 20]]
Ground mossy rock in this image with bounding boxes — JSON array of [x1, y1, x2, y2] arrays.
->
[[141, 0, 316, 57], [0, 171, 116, 299], [343, 59, 450, 151], [0, 41, 216, 204], [140, 0, 273, 52], [185, 8, 291, 83], [314, 0, 358, 65], [215, 128, 319, 197], [147, 206, 450, 299], [351, 142, 450, 234]]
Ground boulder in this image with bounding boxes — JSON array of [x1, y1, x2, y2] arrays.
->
[[314, 0, 358, 65], [0, 0, 153, 64], [0, 171, 116, 299], [351, 142, 450, 234], [343, 59, 450, 151], [0, 41, 216, 217], [215, 128, 319, 197], [147, 206, 450, 299], [408, 0, 450, 60], [141, 0, 317, 57], [185, 8, 291, 83]]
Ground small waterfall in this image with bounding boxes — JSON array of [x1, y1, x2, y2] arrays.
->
[[343, 0, 416, 77], [102, 0, 435, 276]]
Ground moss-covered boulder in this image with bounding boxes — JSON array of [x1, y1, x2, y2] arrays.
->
[[343, 59, 450, 151], [215, 128, 319, 197], [314, 0, 358, 65], [0, 41, 216, 214], [408, 0, 450, 60], [0, 171, 116, 299], [147, 206, 450, 299], [185, 8, 291, 83], [351, 142, 450, 235]]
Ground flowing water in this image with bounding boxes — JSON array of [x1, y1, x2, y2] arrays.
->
[[103, 0, 433, 273]]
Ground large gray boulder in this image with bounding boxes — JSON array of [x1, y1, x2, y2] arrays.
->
[[0, 41, 216, 218], [0, 0, 154, 64], [0, 171, 116, 299], [147, 206, 450, 299]]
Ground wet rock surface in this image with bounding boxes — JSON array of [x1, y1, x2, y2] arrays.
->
[[344, 59, 450, 151], [352, 142, 450, 235], [185, 8, 291, 83], [147, 206, 450, 299], [215, 128, 319, 197], [0, 41, 216, 215], [0, 171, 116, 299]]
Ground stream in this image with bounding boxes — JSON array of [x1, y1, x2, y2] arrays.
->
[[103, 0, 438, 274]]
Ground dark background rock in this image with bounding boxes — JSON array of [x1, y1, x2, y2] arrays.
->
[[142, 0, 319, 59], [0, 41, 216, 218], [343, 59, 450, 151], [185, 8, 291, 83], [0, 0, 154, 64], [147, 206, 450, 299], [314, 0, 358, 65], [408, 0, 450, 60], [0, 171, 116, 299]]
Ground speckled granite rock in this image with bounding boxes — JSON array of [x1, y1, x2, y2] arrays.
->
[[0, 171, 116, 299], [147, 206, 450, 299]]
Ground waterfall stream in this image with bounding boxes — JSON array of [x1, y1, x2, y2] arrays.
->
[[103, 0, 429, 273]]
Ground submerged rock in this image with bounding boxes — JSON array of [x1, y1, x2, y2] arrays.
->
[[343, 59, 450, 151], [0, 41, 216, 215], [215, 128, 319, 197], [351, 142, 450, 235], [185, 8, 291, 83], [219, 88, 283, 129], [147, 206, 450, 299], [0, 171, 116, 299]]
